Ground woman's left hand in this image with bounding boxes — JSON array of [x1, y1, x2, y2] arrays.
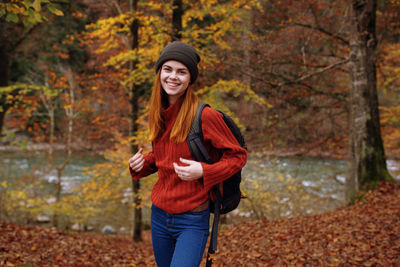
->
[[173, 158, 203, 181]]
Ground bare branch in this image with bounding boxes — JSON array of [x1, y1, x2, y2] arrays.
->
[[277, 58, 350, 87], [111, 0, 124, 15], [11, 24, 39, 53], [294, 22, 349, 46]]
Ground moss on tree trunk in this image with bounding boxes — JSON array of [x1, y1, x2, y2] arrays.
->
[[347, 0, 392, 201]]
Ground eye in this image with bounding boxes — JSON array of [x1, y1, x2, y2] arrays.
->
[[162, 66, 172, 72]]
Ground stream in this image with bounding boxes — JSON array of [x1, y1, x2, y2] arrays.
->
[[1, 151, 399, 234]]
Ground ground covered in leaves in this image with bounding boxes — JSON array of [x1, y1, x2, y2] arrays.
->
[[1, 182, 400, 266]]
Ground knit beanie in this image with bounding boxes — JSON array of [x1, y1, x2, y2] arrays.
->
[[155, 41, 201, 84]]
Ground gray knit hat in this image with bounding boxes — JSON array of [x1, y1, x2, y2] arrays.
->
[[155, 41, 201, 84]]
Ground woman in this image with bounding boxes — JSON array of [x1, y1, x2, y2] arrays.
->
[[128, 41, 247, 267]]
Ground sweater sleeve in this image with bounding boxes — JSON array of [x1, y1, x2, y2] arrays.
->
[[200, 107, 247, 191], [129, 151, 158, 181]]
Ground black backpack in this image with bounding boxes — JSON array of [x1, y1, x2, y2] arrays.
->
[[186, 102, 246, 267]]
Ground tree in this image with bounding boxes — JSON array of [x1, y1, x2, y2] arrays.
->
[[38, 66, 78, 227], [346, 0, 392, 200], [0, 0, 63, 135], [0, 1, 93, 229], [171, 0, 182, 40], [83, 0, 170, 241], [128, 0, 142, 243], [377, 1, 400, 159], [212, 0, 351, 155]]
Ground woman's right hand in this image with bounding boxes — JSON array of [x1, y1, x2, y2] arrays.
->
[[129, 147, 144, 172]]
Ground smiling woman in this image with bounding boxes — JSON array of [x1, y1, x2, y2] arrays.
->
[[127, 41, 247, 267]]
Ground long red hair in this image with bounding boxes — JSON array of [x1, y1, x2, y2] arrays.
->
[[148, 71, 198, 143]]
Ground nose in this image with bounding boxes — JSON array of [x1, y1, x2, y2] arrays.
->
[[169, 70, 178, 79], [170, 71, 178, 79]]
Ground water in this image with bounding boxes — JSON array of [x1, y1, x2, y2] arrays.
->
[[1, 151, 104, 192], [233, 156, 348, 221], [1, 151, 399, 233]]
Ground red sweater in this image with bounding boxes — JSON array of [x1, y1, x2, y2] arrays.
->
[[130, 99, 247, 214]]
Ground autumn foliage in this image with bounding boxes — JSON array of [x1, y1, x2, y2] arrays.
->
[[1, 182, 399, 266], [1, 0, 400, 158], [1, 0, 400, 265]]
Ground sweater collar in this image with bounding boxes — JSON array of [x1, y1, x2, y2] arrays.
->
[[161, 96, 184, 124]]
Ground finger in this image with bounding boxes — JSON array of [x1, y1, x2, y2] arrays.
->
[[132, 163, 143, 172], [135, 147, 144, 158], [136, 165, 144, 172], [179, 158, 195, 165], [130, 154, 144, 168], [131, 157, 144, 169], [129, 156, 136, 165], [173, 162, 182, 174], [131, 162, 144, 172], [133, 162, 144, 172], [174, 162, 189, 175], [179, 174, 194, 181], [133, 153, 144, 163], [129, 153, 142, 163], [174, 163, 189, 180], [177, 170, 187, 180], [129, 154, 143, 166], [129, 156, 135, 164]]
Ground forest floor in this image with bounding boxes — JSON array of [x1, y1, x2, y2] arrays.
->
[[1, 181, 399, 267]]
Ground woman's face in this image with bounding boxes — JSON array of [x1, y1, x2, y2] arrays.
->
[[160, 60, 191, 105]]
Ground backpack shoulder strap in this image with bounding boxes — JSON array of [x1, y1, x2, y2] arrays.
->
[[189, 102, 208, 136], [187, 102, 212, 164], [187, 103, 222, 267]]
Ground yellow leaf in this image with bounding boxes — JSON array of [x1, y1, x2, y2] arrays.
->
[[54, 9, 64, 16], [32, 0, 41, 12]]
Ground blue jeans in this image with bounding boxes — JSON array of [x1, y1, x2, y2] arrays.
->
[[151, 204, 210, 267]]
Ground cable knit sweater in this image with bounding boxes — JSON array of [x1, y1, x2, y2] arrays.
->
[[130, 98, 247, 214]]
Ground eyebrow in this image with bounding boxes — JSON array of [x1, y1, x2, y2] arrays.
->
[[162, 64, 188, 71]]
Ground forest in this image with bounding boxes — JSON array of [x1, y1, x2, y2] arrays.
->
[[1, 0, 400, 266]]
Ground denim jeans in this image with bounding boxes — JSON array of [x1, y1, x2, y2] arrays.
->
[[151, 204, 210, 267]]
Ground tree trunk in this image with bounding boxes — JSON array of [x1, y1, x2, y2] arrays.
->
[[0, 101, 7, 136], [172, 0, 182, 41], [0, 18, 37, 135], [129, 0, 142, 243], [346, 0, 392, 200], [0, 43, 11, 136]]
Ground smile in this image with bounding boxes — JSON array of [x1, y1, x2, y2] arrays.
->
[[166, 81, 181, 87]]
